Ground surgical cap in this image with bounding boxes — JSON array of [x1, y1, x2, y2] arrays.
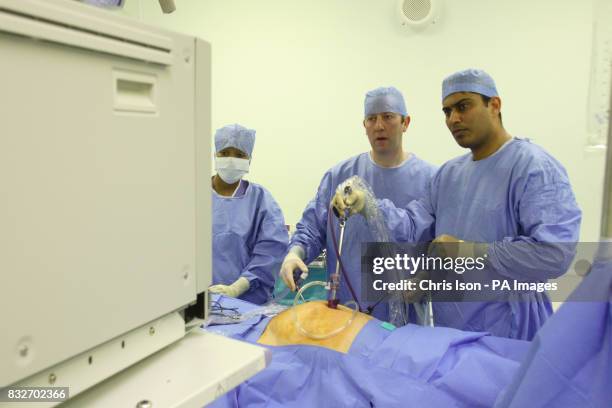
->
[[364, 87, 408, 117], [441, 69, 498, 101], [214, 124, 256, 157]]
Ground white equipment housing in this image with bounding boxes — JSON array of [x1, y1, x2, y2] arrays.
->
[[0, 0, 269, 406]]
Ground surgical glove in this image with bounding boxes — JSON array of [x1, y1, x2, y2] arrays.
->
[[430, 234, 488, 259], [280, 246, 309, 291], [209, 276, 250, 298], [331, 177, 366, 218]]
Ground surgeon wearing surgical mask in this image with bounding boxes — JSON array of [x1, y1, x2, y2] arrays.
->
[[209, 124, 289, 304]]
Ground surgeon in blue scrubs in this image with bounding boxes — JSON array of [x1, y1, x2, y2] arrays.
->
[[279, 87, 437, 324], [333, 69, 582, 339], [209, 124, 289, 304]]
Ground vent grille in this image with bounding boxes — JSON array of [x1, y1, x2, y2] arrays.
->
[[402, 0, 432, 22]]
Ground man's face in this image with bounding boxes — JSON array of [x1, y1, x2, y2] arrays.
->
[[216, 146, 249, 160], [442, 92, 499, 149], [363, 112, 409, 155]]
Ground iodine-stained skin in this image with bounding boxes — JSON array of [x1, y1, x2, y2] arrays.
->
[[258, 301, 372, 353]]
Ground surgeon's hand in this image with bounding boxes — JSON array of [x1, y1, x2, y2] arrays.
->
[[280, 248, 309, 292], [209, 276, 250, 298], [429, 234, 464, 258], [331, 178, 366, 218], [430, 234, 488, 259]]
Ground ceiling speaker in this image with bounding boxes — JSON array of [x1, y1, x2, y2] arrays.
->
[[398, 0, 439, 29]]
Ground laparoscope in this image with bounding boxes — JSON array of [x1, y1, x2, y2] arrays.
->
[[284, 184, 361, 340], [289, 182, 434, 339], [290, 183, 366, 313]]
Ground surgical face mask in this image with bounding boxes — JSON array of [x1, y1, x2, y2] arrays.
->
[[215, 156, 250, 184]]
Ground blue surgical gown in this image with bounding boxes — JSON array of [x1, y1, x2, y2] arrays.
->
[[291, 152, 437, 321], [379, 138, 581, 339], [495, 246, 612, 407], [213, 180, 289, 304]]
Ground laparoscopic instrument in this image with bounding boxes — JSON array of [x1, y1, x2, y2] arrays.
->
[[287, 184, 362, 339]]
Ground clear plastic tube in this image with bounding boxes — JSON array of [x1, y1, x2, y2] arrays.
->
[[292, 281, 359, 340]]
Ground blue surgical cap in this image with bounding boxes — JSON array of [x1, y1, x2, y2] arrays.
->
[[442, 69, 498, 101], [364, 87, 408, 117], [214, 124, 256, 157]]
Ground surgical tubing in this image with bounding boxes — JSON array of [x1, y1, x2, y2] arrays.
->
[[327, 204, 362, 311], [366, 291, 391, 314], [292, 281, 359, 340], [328, 217, 346, 308]]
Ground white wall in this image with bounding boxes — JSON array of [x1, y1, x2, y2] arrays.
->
[[119, 0, 606, 240]]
